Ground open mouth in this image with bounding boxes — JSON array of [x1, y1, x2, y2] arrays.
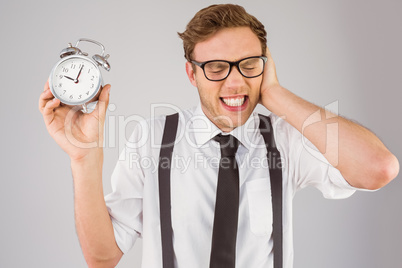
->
[[220, 95, 248, 111]]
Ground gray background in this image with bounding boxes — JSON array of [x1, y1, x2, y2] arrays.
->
[[0, 0, 401, 267]]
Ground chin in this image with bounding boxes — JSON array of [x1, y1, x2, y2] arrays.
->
[[220, 112, 252, 131]]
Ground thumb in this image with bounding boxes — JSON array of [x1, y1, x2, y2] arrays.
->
[[95, 84, 111, 119]]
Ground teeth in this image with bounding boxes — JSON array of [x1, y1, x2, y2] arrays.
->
[[222, 97, 245, 107]]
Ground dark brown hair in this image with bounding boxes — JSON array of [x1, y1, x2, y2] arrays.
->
[[178, 4, 267, 62]]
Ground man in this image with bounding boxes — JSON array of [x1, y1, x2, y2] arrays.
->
[[38, 4, 399, 268]]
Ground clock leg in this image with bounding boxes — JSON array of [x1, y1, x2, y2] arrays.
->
[[82, 103, 88, 113]]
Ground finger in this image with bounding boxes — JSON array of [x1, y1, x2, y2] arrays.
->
[[265, 46, 273, 59], [265, 46, 277, 71], [94, 84, 111, 118], [42, 98, 61, 125], [39, 87, 56, 113], [44, 79, 50, 91], [261, 46, 280, 89]]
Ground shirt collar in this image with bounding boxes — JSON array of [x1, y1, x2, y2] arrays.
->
[[190, 103, 259, 151]]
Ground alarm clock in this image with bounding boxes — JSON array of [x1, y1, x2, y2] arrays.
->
[[49, 38, 111, 112]]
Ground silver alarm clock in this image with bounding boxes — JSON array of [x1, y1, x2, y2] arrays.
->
[[49, 38, 111, 112]]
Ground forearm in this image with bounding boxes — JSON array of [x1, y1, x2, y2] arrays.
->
[[71, 149, 122, 267], [262, 85, 399, 190]]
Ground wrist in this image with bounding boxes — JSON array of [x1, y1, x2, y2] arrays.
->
[[70, 148, 105, 205], [70, 148, 104, 174], [260, 84, 283, 111]]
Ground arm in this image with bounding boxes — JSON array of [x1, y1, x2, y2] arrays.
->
[[39, 81, 123, 267], [259, 48, 399, 190], [72, 152, 123, 267]]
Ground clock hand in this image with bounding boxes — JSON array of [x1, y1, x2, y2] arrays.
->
[[74, 65, 84, 83], [63, 75, 75, 81]]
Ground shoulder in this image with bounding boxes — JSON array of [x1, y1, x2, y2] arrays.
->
[[262, 112, 305, 155], [257, 112, 302, 142], [125, 106, 196, 149]]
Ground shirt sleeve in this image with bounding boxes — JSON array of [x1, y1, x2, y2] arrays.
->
[[271, 113, 373, 199], [295, 136, 356, 199], [104, 120, 149, 254]]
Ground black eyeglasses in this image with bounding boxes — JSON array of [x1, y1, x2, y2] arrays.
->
[[191, 56, 267, 82]]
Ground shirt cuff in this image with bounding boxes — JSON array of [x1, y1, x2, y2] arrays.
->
[[111, 217, 140, 254], [328, 166, 379, 196]]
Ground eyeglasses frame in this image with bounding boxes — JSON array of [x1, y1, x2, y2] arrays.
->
[[191, 56, 268, 82]]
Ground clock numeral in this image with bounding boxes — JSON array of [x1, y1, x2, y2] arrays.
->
[[58, 83, 63, 88], [62, 67, 69, 73], [88, 69, 91, 74], [59, 75, 63, 79], [61, 90, 66, 96], [69, 95, 73, 99], [71, 64, 76, 69], [91, 76, 94, 81], [78, 64, 82, 69], [86, 91, 90, 95], [90, 84, 94, 89], [78, 95, 82, 99]]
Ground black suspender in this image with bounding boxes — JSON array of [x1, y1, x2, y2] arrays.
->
[[158, 113, 179, 268], [258, 114, 283, 268], [158, 113, 283, 268]]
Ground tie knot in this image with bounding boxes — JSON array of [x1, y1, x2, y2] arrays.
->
[[213, 134, 239, 157]]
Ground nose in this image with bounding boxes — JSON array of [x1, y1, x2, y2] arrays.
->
[[224, 65, 245, 89]]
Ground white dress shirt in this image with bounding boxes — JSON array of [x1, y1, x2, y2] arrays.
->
[[105, 103, 359, 268]]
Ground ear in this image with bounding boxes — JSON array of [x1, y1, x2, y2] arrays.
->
[[185, 61, 197, 87]]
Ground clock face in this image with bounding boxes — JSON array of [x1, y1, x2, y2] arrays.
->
[[50, 56, 101, 105]]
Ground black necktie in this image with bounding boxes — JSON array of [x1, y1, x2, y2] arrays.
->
[[210, 134, 240, 268]]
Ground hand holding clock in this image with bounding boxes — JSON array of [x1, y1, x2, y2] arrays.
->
[[39, 80, 111, 161], [39, 40, 123, 265]]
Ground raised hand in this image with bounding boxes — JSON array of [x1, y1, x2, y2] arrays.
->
[[259, 46, 281, 109], [38, 80, 111, 161]]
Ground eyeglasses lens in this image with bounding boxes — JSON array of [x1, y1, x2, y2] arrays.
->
[[204, 57, 264, 81]]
